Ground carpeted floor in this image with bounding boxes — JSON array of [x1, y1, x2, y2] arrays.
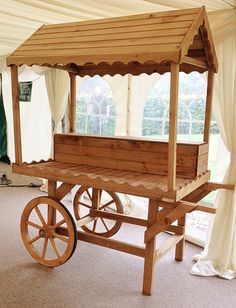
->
[[0, 187, 236, 308]]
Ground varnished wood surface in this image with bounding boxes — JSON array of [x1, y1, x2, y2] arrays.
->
[[13, 160, 210, 201], [54, 134, 208, 179], [6, 7, 217, 74]]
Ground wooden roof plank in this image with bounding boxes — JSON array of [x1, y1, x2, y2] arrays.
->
[[13, 44, 180, 57], [41, 7, 201, 30], [7, 51, 180, 67], [36, 14, 198, 34], [23, 28, 188, 46], [29, 20, 193, 40], [18, 36, 185, 52]]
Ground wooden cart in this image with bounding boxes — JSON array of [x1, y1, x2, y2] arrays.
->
[[6, 7, 233, 295]]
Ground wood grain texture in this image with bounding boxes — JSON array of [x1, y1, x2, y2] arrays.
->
[[6, 6, 216, 73], [168, 62, 179, 190], [54, 134, 208, 179], [10, 65, 22, 165]]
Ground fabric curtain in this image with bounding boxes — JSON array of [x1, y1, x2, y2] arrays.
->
[[0, 74, 10, 164], [130, 73, 162, 136], [45, 69, 70, 137], [191, 26, 236, 279], [2, 67, 52, 162], [104, 75, 129, 136]]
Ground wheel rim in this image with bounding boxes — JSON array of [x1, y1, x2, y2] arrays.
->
[[73, 187, 123, 237], [21, 197, 77, 267]]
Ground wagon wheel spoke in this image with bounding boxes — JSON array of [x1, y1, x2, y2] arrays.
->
[[52, 231, 69, 243], [26, 220, 42, 230], [42, 238, 48, 258], [80, 214, 90, 220], [52, 219, 65, 229], [92, 218, 98, 232], [79, 201, 91, 209], [98, 189, 103, 202], [100, 218, 109, 232], [99, 199, 114, 210], [28, 234, 41, 245], [50, 237, 61, 258], [34, 205, 46, 227], [86, 189, 92, 201]]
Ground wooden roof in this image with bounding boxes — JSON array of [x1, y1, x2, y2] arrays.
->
[[6, 6, 217, 75]]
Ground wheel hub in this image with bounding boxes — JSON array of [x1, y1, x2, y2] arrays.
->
[[39, 226, 53, 238]]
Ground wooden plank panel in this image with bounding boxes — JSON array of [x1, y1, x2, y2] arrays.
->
[[54, 152, 198, 178], [37, 14, 198, 34], [41, 8, 200, 30], [30, 21, 193, 41], [54, 143, 198, 165], [17, 36, 185, 52], [24, 28, 188, 45], [13, 43, 180, 57], [54, 134, 203, 156], [6, 51, 181, 67]]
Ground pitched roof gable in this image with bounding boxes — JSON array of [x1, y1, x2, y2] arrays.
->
[[6, 6, 217, 74]]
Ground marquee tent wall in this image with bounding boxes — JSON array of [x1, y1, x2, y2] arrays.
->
[[0, 0, 236, 282]]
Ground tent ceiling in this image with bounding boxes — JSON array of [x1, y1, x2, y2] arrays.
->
[[0, 0, 233, 57]]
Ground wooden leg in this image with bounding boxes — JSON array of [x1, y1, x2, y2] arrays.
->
[[175, 215, 186, 261], [142, 199, 159, 296], [48, 180, 57, 224], [48, 180, 57, 198]]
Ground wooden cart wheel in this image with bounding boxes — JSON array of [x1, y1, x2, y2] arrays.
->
[[20, 197, 77, 267], [73, 187, 123, 237]]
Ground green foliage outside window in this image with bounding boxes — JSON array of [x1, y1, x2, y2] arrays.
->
[[142, 72, 219, 139]]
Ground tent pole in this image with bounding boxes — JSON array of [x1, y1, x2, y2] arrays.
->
[[168, 62, 179, 191], [10, 64, 22, 165], [203, 69, 214, 143], [69, 72, 76, 133]]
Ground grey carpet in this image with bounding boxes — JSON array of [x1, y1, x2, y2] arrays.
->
[[0, 187, 236, 308]]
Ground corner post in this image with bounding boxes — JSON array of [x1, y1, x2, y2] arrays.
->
[[168, 62, 179, 191], [142, 199, 159, 295], [69, 72, 76, 133], [10, 64, 22, 165], [203, 69, 214, 143]]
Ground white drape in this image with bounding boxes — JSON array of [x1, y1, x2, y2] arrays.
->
[[2, 68, 51, 162], [104, 75, 128, 136], [191, 13, 236, 279], [45, 69, 70, 136], [130, 73, 162, 136]]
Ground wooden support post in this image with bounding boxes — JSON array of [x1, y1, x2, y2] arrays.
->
[[204, 69, 214, 143], [126, 74, 132, 136], [69, 72, 76, 133], [48, 180, 57, 224], [48, 180, 57, 199], [10, 64, 22, 165], [175, 215, 186, 261], [168, 62, 179, 191], [142, 199, 159, 296]]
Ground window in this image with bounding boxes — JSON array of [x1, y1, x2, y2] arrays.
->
[[142, 72, 219, 141], [76, 76, 116, 135], [142, 72, 220, 245]]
